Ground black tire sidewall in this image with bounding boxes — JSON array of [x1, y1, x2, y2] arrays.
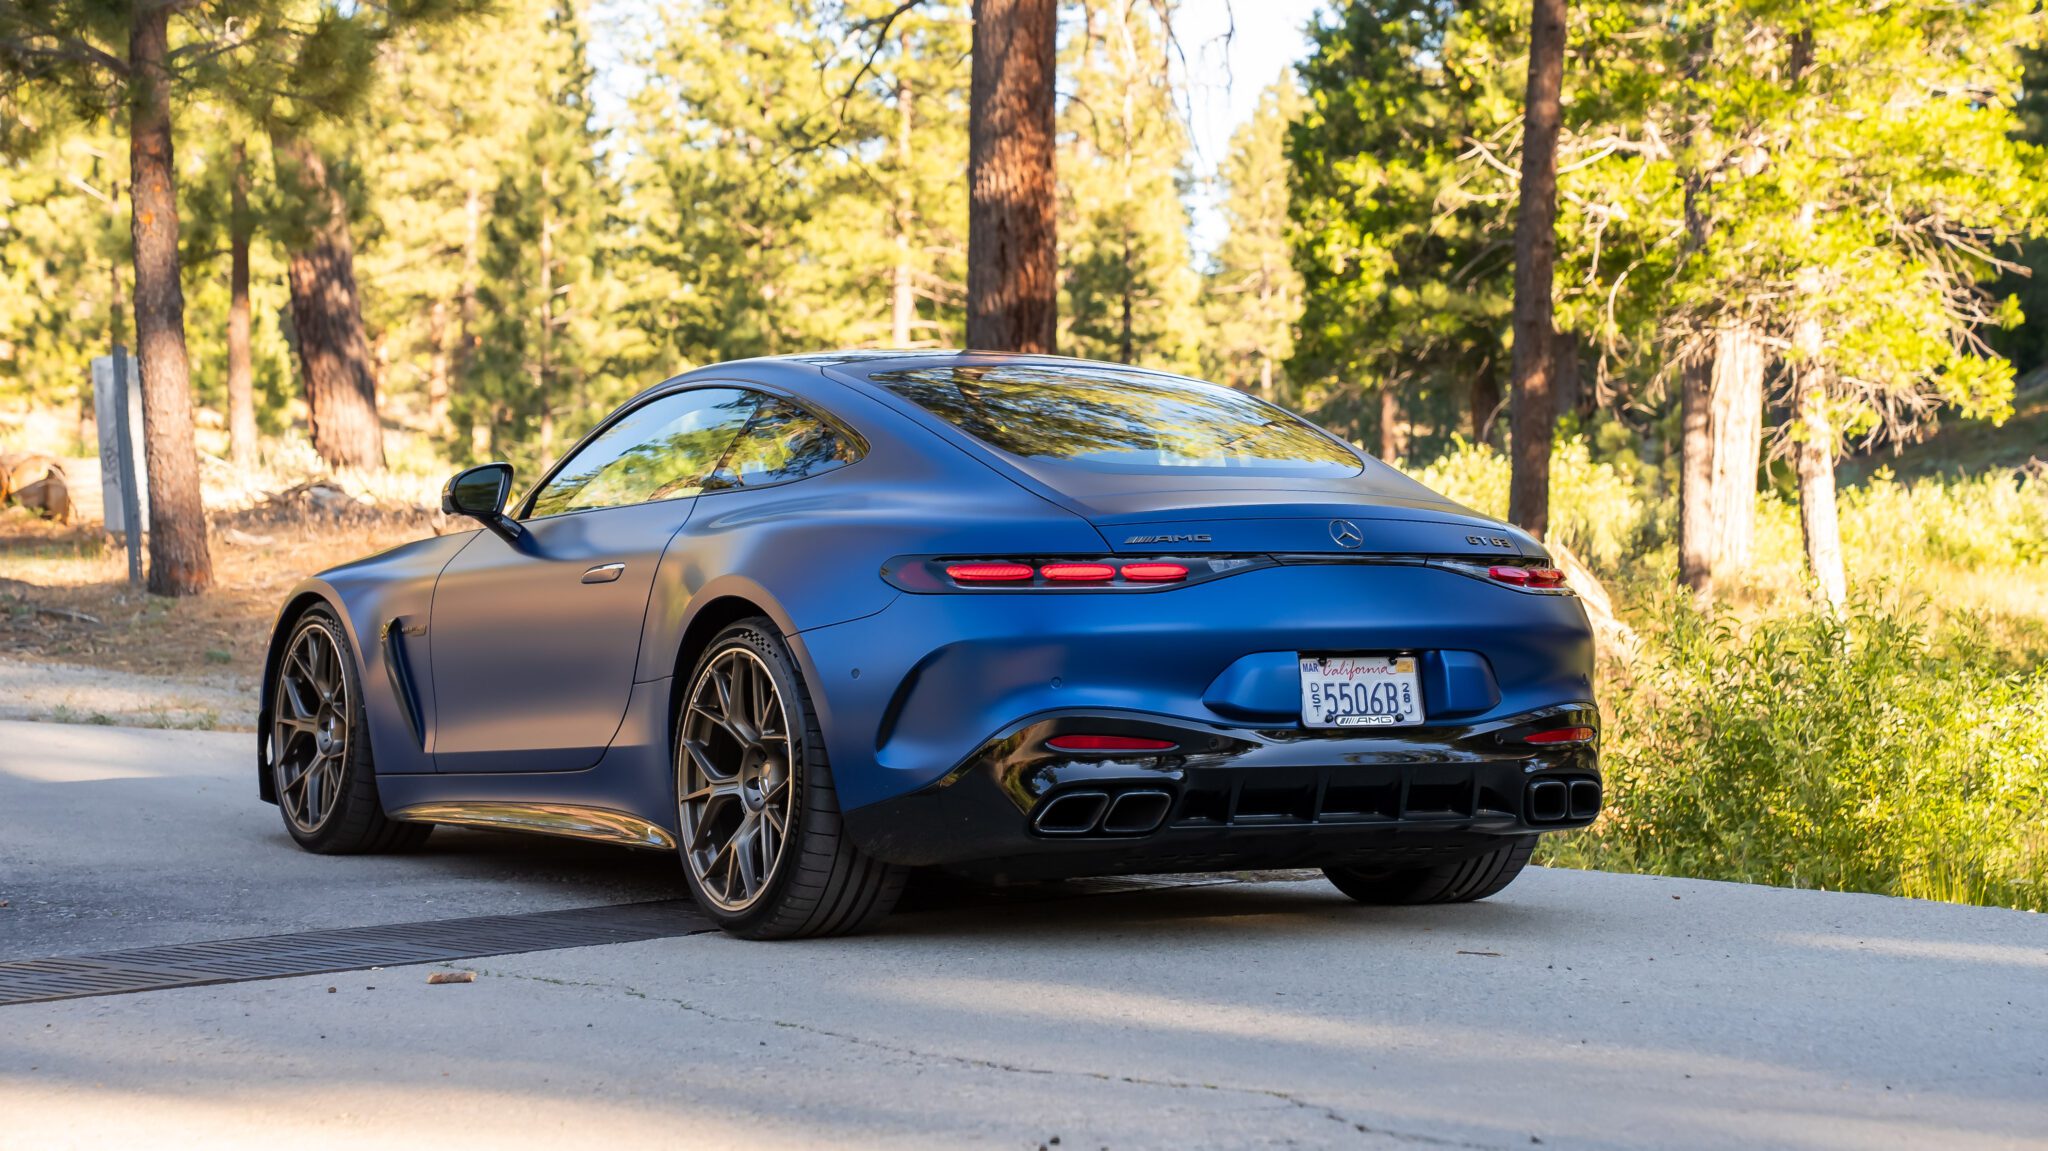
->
[[674, 621, 824, 932], [272, 608, 378, 852]]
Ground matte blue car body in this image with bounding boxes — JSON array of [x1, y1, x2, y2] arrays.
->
[[259, 351, 1598, 874]]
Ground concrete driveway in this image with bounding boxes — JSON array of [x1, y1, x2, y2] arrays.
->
[[1, 720, 2043, 1150]]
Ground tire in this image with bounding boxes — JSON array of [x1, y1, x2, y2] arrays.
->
[[269, 607, 432, 855], [1323, 835, 1536, 905], [674, 619, 906, 940]]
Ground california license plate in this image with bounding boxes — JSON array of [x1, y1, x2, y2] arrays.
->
[[1299, 654, 1424, 729]]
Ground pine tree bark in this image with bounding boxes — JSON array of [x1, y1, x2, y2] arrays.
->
[[272, 130, 384, 471], [1792, 320, 1846, 608], [128, 6, 213, 597], [1507, 0, 1568, 537], [1378, 386, 1406, 461], [967, 0, 1057, 353], [1470, 358, 1502, 442], [1677, 350, 1716, 593], [1680, 327, 1765, 595], [1705, 325, 1763, 572], [226, 139, 258, 469]]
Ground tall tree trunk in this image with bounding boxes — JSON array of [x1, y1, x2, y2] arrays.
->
[[1378, 386, 1406, 461], [1470, 356, 1502, 442], [891, 52, 917, 348], [1706, 325, 1764, 573], [967, 0, 1057, 353], [1792, 319, 1846, 608], [1677, 349, 1716, 593], [1506, 0, 1567, 537], [1679, 331, 1767, 594], [226, 139, 257, 469], [128, 6, 213, 597], [272, 130, 384, 471]]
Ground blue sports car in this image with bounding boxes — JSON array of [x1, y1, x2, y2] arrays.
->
[[260, 352, 1600, 938]]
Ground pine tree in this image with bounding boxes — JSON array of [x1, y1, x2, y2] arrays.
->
[[1203, 72, 1304, 400], [458, 0, 613, 470], [1059, 0, 1201, 371]]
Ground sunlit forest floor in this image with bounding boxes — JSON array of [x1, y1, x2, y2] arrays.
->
[[0, 456, 447, 696]]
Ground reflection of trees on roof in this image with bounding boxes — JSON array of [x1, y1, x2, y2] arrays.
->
[[869, 365, 1359, 469]]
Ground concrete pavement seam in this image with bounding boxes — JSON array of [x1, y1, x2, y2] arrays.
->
[[478, 965, 1512, 1150]]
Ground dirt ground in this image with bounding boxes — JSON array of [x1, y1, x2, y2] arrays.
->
[[0, 458, 453, 730]]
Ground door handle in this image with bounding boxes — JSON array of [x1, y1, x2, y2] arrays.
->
[[581, 563, 625, 584]]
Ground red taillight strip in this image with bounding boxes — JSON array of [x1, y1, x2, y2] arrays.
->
[[1119, 562, 1188, 582], [1524, 726, 1596, 744], [1046, 734, 1179, 752], [945, 562, 1034, 582], [1040, 562, 1117, 582]]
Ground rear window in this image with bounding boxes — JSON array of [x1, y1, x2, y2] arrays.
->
[[867, 364, 1362, 472]]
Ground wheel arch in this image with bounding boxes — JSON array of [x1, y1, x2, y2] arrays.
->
[[257, 583, 348, 805]]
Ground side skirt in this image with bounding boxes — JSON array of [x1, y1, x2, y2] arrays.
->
[[387, 801, 677, 851]]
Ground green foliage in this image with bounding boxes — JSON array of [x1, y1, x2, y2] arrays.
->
[[1404, 438, 1668, 570], [1545, 594, 2048, 910], [1202, 73, 1303, 399], [1058, 0, 1201, 371]]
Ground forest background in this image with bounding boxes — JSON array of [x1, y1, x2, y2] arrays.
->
[[2, 0, 2044, 910]]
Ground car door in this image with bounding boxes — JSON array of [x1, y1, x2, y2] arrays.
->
[[428, 387, 759, 773]]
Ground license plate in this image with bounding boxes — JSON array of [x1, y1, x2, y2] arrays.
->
[[1299, 654, 1424, 729]]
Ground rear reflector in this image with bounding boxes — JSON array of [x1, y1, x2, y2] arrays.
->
[[945, 562, 1034, 582], [1040, 562, 1117, 582], [1046, 734, 1178, 752], [1119, 562, 1189, 582], [1524, 726, 1596, 744]]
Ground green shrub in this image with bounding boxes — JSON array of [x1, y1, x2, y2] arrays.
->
[[1542, 593, 2048, 910], [1405, 438, 1668, 570]]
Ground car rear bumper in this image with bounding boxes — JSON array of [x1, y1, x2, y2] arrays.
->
[[793, 560, 1597, 814], [840, 703, 1601, 876]]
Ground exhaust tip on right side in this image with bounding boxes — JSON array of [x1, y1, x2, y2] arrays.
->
[[1101, 790, 1173, 835]]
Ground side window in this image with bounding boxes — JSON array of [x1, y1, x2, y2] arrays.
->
[[527, 388, 758, 518], [709, 398, 862, 489]]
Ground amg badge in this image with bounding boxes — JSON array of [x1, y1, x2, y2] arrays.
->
[[1123, 533, 1212, 545]]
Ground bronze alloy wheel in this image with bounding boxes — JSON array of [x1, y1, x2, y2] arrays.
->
[[677, 644, 799, 912], [272, 617, 353, 836]]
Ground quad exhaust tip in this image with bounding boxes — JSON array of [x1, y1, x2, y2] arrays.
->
[[1031, 788, 1174, 836], [1033, 791, 1111, 835], [1101, 790, 1173, 835], [1569, 779, 1603, 821], [1527, 779, 1570, 823], [1527, 777, 1602, 825]]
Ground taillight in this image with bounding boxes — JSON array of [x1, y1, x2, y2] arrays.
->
[[1524, 726, 1595, 744], [945, 562, 1034, 582], [1046, 734, 1178, 752], [1478, 564, 1570, 592], [1040, 562, 1117, 582], [888, 554, 1274, 593]]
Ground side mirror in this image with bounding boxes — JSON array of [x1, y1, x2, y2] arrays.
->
[[441, 463, 522, 544]]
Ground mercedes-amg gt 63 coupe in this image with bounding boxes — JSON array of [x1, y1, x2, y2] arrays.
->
[[259, 352, 1600, 938]]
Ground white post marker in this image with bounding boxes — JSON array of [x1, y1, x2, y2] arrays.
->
[[91, 352, 147, 585]]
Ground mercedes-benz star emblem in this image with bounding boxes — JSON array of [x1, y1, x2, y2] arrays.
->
[[1329, 519, 1364, 549]]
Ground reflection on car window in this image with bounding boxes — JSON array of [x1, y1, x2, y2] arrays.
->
[[710, 399, 861, 489], [867, 364, 1360, 472], [528, 388, 757, 517]]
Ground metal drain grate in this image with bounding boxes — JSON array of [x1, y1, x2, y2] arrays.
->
[[0, 900, 714, 1007]]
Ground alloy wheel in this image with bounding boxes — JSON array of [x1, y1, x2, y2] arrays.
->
[[273, 620, 351, 835], [677, 645, 797, 912]]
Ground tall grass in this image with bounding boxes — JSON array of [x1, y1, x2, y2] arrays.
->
[[1541, 594, 2048, 909], [1401, 442, 2048, 909]]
